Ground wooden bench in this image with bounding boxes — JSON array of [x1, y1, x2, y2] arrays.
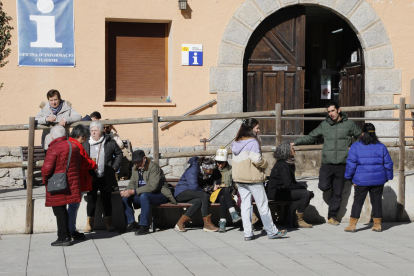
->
[[149, 178, 293, 232], [20, 146, 46, 188]]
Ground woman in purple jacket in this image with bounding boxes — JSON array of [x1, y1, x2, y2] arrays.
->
[[344, 123, 393, 233]]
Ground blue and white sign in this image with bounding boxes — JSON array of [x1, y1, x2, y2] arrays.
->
[[182, 44, 203, 66], [17, 0, 75, 67]]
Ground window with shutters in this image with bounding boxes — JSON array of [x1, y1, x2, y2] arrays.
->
[[106, 22, 168, 102]]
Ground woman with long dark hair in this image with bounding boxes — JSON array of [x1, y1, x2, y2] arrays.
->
[[232, 118, 287, 240], [344, 123, 393, 232]]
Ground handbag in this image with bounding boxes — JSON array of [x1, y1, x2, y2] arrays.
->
[[47, 140, 72, 194]]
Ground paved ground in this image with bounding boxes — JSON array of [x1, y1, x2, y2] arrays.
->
[[1, 223, 414, 276]]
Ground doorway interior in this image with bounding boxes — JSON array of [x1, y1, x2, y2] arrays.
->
[[243, 5, 364, 145]]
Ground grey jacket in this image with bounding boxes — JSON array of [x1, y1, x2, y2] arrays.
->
[[35, 101, 81, 149]]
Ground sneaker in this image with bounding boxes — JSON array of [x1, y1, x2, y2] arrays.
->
[[71, 231, 86, 240], [218, 221, 226, 233], [135, 225, 150, 236], [230, 212, 242, 223], [244, 235, 255, 241], [268, 230, 288, 239], [328, 217, 340, 226], [51, 237, 72, 246]]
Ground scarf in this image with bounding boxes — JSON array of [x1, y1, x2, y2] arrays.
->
[[50, 100, 64, 115], [285, 156, 295, 165], [89, 135, 105, 146]]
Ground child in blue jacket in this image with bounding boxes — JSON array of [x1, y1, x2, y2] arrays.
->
[[344, 123, 393, 232]]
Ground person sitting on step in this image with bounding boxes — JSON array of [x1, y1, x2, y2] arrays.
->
[[174, 157, 221, 232], [120, 150, 177, 235], [268, 143, 314, 228], [211, 147, 241, 233]]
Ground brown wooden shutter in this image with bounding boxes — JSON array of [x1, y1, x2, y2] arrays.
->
[[107, 22, 167, 102]]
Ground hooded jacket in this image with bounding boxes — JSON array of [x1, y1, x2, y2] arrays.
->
[[41, 137, 82, 207], [294, 112, 361, 165], [231, 138, 268, 183], [174, 157, 221, 197], [345, 141, 394, 186], [126, 159, 177, 204], [35, 100, 82, 149]]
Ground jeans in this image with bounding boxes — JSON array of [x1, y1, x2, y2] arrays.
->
[[351, 185, 384, 219], [86, 177, 112, 217], [68, 202, 80, 233], [290, 189, 311, 213], [238, 183, 278, 238], [212, 188, 235, 219], [176, 190, 209, 218], [52, 205, 70, 241], [318, 164, 346, 218], [122, 192, 168, 226]]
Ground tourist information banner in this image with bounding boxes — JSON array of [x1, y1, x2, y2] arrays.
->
[[17, 0, 75, 67]]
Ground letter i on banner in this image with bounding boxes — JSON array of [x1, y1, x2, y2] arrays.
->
[[17, 0, 75, 67]]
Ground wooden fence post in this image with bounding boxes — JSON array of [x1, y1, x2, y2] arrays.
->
[[398, 97, 406, 222], [152, 110, 160, 165], [25, 117, 35, 234], [275, 103, 282, 146]]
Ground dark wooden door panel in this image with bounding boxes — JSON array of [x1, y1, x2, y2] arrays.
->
[[244, 6, 306, 140]]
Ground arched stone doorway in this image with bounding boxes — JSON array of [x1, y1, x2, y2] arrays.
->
[[210, 0, 400, 146]]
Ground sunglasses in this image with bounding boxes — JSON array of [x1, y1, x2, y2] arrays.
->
[[104, 126, 111, 130], [216, 161, 226, 165]]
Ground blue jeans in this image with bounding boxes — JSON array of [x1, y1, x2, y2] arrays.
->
[[122, 193, 168, 226], [68, 202, 80, 234]]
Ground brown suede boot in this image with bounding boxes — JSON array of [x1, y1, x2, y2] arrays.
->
[[105, 217, 116, 232], [175, 215, 191, 232], [203, 214, 218, 232], [372, 218, 382, 232], [252, 212, 259, 225], [296, 211, 313, 228], [84, 217, 94, 233], [344, 217, 358, 232]]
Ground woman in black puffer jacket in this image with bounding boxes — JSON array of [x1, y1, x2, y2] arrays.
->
[[268, 142, 313, 228]]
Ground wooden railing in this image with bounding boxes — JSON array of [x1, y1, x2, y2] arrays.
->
[[0, 98, 412, 232]]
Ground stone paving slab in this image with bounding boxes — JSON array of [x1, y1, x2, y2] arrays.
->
[[1, 223, 414, 276]]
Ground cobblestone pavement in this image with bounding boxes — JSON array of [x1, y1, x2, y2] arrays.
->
[[1, 223, 414, 276]]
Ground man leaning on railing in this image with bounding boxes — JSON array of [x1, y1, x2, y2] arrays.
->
[[35, 89, 81, 150]]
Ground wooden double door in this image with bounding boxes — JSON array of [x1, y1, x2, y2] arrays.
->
[[244, 6, 364, 142]]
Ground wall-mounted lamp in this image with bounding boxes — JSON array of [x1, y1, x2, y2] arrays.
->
[[179, 0, 187, 10]]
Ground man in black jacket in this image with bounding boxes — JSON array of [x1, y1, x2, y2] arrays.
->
[[82, 121, 123, 232]]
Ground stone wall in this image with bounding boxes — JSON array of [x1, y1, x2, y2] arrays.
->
[[0, 147, 25, 187]]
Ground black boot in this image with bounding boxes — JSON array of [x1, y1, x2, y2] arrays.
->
[[51, 237, 72, 246], [135, 225, 150, 236], [126, 222, 139, 233], [71, 231, 86, 240]]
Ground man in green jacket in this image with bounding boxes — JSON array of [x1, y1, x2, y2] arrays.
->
[[292, 102, 361, 225], [121, 150, 177, 235]]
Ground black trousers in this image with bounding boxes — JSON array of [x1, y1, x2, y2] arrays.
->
[[52, 205, 70, 240], [176, 190, 209, 218], [212, 188, 235, 219], [291, 189, 311, 213], [86, 177, 112, 217], [351, 185, 384, 219], [318, 164, 346, 218]]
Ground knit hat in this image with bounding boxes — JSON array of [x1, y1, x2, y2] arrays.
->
[[215, 146, 228, 162]]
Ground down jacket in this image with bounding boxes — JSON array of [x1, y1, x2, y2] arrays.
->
[[41, 137, 82, 207], [83, 134, 123, 192], [345, 141, 394, 186], [68, 137, 97, 192], [127, 159, 177, 204], [174, 157, 221, 197], [231, 138, 268, 183], [294, 112, 361, 165]]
